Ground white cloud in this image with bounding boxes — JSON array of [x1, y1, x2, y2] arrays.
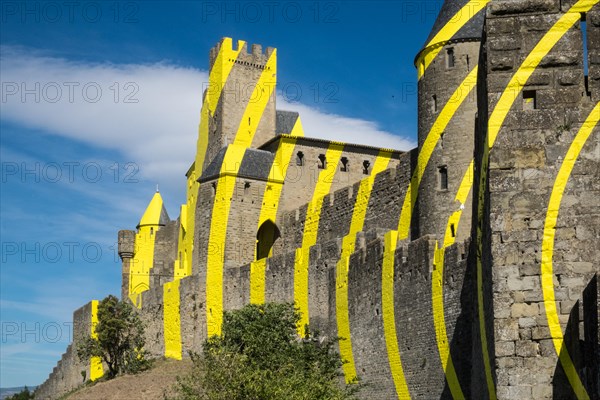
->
[[278, 99, 415, 150], [1, 46, 415, 202]]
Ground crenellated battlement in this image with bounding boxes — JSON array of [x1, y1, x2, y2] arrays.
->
[[209, 37, 275, 71]]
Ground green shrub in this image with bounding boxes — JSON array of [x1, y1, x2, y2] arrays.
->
[[172, 303, 358, 400]]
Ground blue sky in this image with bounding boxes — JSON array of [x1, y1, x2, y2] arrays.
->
[[1, 0, 442, 387]]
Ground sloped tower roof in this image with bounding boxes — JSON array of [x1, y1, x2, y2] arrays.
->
[[415, 0, 486, 65], [137, 191, 169, 228]]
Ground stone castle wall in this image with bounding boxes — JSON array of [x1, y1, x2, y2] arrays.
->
[[36, 2, 600, 399], [34, 303, 94, 400]]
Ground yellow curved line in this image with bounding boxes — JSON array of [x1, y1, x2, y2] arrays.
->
[[542, 103, 599, 400], [397, 66, 479, 240], [90, 300, 104, 381], [336, 151, 392, 382], [382, 231, 411, 399], [176, 38, 244, 280], [417, 0, 489, 79], [206, 50, 277, 337], [165, 39, 245, 359], [207, 38, 245, 115], [434, 2, 597, 398], [294, 143, 344, 333], [250, 118, 305, 304]]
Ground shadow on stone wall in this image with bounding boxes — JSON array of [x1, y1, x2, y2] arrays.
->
[[440, 242, 475, 400], [552, 274, 599, 400]]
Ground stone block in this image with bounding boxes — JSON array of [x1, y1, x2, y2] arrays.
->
[[488, 0, 558, 15], [511, 302, 539, 318], [516, 340, 539, 357], [496, 318, 520, 341], [497, 340, 516, 357], [518, 317, 537, 328]]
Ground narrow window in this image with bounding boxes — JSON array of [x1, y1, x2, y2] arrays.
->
[[340, 157, 349, 172], [523, 90, 537, 110], [432, 95, 438, 113], [244, 181, 251, 194], [211, 182, 217, 196], [363, 160, 371, 175], [582, 14, 589, 76], [466, 55, 470, 71], [581, 14, 591, 97], [439, 166, 448, 190], [450, 223, 456, 238], [296, 151, 304, 166], [446, 48, 455, 68], [318, 154, 327, 169], [248, 117, 251, 126], [150, 227, 154, 236]]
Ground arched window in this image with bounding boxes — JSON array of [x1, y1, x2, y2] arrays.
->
[[340, 156, 349, 172], [363, 160, 371, 175], [318, 154, 327, 169], [256, 220, 281, 260], [296, 151, 304, 166]]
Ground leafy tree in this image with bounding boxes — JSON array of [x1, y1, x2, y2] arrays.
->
[[5, 386, 34, 400], [172, 303, 358, 400], [77, 295, 151, 379]]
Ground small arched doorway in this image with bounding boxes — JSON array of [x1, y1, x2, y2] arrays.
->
[[256, 220, 281, 260]]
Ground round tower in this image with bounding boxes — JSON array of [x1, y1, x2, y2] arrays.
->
[[413, 0, 485, 242]]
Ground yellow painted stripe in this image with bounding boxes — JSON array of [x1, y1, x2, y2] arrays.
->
[[382, 231, 411, 399], [90, 300, 103, 381], [163, 280, 182, 360], [206, 50, 277, 337], [417, 0, 489, 79], [250, 258, 268, 304], [434, 2, 598, 398], [542, 103, 599, 400], [166, 40, 244, 361], [397, 66, 479, 240], [207, 38, 245, 115], [250, 118, 305, 304], [336, 151, 392, 382], [294, 143, 344, 333], [431, 241, 464, 399]]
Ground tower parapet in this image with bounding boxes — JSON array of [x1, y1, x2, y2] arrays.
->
[[204, 37, 277, 170]]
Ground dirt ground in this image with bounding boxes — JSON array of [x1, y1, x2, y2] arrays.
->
[[66, 358, 192, 400]]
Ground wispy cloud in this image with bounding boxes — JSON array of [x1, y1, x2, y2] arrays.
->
[[1, 46, 415, 202]]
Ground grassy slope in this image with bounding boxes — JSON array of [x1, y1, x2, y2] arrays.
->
[[64, 358, 192, 400]]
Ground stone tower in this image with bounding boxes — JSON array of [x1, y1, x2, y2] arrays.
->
[[413, 0, 485, 243], [204, 38, 277, 170], [124, 191, 169, 307]]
